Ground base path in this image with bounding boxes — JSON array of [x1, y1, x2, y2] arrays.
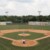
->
[[0, 29, 50, 47]]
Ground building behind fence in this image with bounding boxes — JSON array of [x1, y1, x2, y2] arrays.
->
[[28, 21, 50, 26]]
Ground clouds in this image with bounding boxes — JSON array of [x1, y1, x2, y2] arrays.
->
[[8, 0, 34, 3], [6, 1, 17, 10], [16, 0, 33, 3], [0, 0, 50, 15]]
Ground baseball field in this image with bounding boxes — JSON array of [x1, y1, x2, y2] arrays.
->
[[0, 24, 50, 50]]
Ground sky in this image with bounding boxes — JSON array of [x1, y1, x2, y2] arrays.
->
[[0, 0, 50, 16]]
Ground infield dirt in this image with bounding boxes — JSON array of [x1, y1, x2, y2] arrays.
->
[[0, 29, 50, 47]]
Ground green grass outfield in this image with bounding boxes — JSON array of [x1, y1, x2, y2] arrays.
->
[[0, 24, 50, 30], [3, 32, 45, 40], [0, 37, 50, 50]]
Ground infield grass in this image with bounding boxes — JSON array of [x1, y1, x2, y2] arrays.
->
[[3, 32, 45, 40]]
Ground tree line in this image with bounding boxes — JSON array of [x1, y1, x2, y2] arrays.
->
[[0, 15, 50, 23]]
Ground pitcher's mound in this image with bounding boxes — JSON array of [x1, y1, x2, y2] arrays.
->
[[18, 34, 30, 37], [12, 40, 38, 47]]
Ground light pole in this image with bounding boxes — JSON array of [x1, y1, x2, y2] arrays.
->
[[5, 11, 8, 17], [38, 11, 42, 29]]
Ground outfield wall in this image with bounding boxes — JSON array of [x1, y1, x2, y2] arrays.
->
[[28, 22, 50, 26], [0, 22, 6, 25], [0, 21, 12, 25]]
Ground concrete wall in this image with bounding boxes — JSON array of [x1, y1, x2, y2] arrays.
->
[[0, 22, 6, 25], [0, 21, 12, 25], [28, 21, 50, 26]]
